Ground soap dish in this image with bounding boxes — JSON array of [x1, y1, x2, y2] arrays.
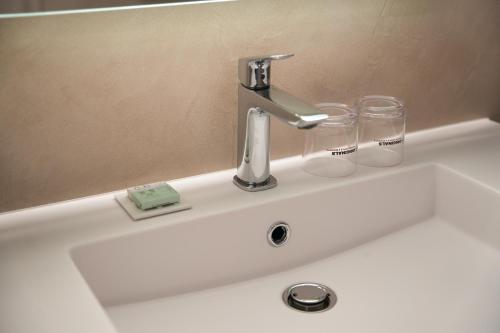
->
[[115, 193, 192, 221]]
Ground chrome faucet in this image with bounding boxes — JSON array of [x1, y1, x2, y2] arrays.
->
[[234, 54, 329, 191]]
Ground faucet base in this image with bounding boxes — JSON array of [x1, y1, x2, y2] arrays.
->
[[233, 175, 277, 192]]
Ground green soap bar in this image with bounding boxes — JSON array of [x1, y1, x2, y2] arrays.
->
[[130, 184, 180, 210]]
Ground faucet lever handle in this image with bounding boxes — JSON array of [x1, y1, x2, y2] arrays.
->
[[239, 53, 294, 90], [266, 53, 294, 61]]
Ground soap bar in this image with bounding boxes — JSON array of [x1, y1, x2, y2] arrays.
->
[[127, 182, 180, 210]]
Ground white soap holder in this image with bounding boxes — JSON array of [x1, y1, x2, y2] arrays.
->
[[115, 193, 192, 221]]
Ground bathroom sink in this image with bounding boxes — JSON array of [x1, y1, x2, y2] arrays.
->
[[71, 164, 500, 333]]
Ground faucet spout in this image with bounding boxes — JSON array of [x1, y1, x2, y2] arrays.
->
[[241, 86, 328, 129]]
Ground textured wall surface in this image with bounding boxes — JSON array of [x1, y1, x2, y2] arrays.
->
[[1, 0, 499, 212]]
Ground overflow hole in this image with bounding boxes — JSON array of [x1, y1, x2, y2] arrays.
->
[[268, 222, 290, 247]]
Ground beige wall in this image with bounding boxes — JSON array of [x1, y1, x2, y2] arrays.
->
[[1, 0, 499, 213]]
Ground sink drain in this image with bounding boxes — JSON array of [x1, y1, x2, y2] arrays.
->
[[283, 283, 337, 312]]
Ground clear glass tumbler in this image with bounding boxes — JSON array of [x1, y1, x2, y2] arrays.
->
[[302, 103, 358, 178], [357, 96, 405, 167]]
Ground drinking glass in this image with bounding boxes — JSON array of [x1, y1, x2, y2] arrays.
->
[[302, 103, 358, 177], [356, 96, 405, 167]]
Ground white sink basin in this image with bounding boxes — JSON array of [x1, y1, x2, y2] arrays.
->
[[71, 164, 500, 333]]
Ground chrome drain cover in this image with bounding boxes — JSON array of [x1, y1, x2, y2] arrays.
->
[[283, 283, 337, 312]]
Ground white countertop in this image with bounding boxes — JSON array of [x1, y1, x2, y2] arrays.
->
[[1, 118, 499, 333]]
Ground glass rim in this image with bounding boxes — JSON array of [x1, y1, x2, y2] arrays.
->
[[315, 103, 357, 125], [357, 95, 404, 116]]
